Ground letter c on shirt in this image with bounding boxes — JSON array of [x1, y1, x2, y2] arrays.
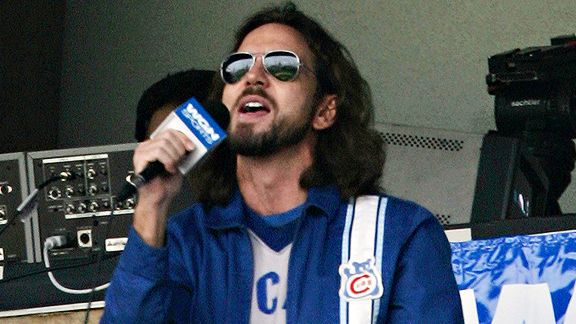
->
[[257, 272, 280, 314]]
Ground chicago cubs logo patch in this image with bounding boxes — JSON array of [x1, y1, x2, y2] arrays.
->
[[339, 257, 383, 301]]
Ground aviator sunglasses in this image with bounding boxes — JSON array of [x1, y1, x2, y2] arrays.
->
[[220, 50, 313, 84]]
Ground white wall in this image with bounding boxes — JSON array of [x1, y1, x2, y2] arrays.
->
[[59, 0, 576, 146], [59, 0, 576, 212]]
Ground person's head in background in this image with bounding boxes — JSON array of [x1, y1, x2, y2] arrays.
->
[[134, 69, 216, 142]]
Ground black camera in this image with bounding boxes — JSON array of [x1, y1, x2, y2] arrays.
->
[[486, 34, 576, 138], [472, 35, 576, 221]]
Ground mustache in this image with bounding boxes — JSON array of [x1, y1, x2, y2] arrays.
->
[[234, 86, 276, 108]]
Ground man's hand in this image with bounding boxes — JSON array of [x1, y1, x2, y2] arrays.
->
[[132, 130, 195, 247]]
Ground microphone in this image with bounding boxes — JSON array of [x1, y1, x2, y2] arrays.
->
[[117, 98, 230, 202]]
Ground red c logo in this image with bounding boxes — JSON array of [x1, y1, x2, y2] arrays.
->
[[350, 274, 370, 294]]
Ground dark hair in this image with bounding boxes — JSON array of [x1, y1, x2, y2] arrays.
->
[[192, 2, 385, 206], [135, 69, 216, 142]]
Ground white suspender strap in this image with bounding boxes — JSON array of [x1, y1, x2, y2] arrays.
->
[[339, 195, 387, 324]]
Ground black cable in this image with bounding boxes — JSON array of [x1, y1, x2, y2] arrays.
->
[[0, 210, 21, 239], [0, 253, 119, 284], [84, 196, 121, 324], [0, 174, 63, 240], [0, 171, 129, 321]]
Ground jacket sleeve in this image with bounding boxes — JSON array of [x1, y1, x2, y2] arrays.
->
[[101, 227, 171, 324], [386, 214, 464, 323]]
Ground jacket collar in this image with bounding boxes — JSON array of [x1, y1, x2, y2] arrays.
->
[[204, 185, 342, 230]]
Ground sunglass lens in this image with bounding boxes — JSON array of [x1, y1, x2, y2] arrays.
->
[[222, 53, 254, 84], [264, 52, 300, 81]]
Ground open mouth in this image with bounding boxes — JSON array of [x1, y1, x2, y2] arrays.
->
[[240, 101, 270, 114]]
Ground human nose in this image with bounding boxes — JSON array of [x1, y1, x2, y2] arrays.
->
[[243, 56, 268, 86]]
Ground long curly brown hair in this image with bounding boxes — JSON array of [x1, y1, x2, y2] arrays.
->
[[189, 2, 385, 207]]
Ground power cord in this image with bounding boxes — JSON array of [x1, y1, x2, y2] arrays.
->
[[0, 170, 131, 322], [44, 235, 110, 294], [0, 253, 119, 284]]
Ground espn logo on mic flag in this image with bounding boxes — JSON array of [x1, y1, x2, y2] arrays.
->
[[150, 97, 227, 175]]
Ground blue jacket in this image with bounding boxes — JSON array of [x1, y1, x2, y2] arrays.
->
[[102, 186, 463, 323]]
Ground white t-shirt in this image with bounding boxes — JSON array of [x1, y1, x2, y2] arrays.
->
[[246, 204, 304, 324], [249, 231, 292, 324]]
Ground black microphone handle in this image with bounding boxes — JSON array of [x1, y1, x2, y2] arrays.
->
[[116, 161, 167, 202], [138, 160, 168, 182]]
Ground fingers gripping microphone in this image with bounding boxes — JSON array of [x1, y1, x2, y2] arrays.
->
[[117, 98, 230, 202]]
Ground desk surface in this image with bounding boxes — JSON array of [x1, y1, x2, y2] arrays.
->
[[0, 309, 102, 323]]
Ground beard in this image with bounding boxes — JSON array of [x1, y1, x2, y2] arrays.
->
[[228, 108, 315, 157]]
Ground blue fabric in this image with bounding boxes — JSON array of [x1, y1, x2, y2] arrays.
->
[[102, 186, 463, 323], [245, 204, 302, 252], [255, 204, 304, 227], [451, 231, 576, 323]]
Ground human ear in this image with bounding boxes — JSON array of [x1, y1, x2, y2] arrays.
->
[[312, 94, 337, 130]]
